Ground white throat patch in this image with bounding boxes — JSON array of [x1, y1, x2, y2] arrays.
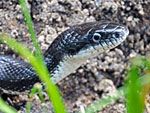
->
[[51, 46, 103, 83]]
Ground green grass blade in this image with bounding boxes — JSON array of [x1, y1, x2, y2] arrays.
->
[[77, 56, 150, 113], [126, 56, 147, 113], [16, 0, 67, 112], [26, 83, 44, 113], [78, 86, 127, 113], [0, 33, 67, 113], [26, 101, 31, 113], [126, 67, 145, 113], [79, 71, 150, 113], [19, 0, 42, 59], [26, 84, 38, 113], [0, 97, 17, 113]]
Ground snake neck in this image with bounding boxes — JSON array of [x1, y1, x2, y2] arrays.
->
[[44, 51, 92, 83], [44, 33, 86, 83]]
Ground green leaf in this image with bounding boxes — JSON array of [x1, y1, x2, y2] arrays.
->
[[0, 97, 17, 113]]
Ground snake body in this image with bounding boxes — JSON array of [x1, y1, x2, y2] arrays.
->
[[0, 22, 129, 94]]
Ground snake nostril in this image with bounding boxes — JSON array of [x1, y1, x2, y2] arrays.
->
[[113, 33, 120, 38], [116, 33, 120, 38]]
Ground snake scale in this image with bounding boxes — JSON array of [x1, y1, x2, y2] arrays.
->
[[0, 22, 129, 94]]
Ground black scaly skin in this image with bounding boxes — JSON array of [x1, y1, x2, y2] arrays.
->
[[0, 56, 39, 94], [0, 22, 129, 94]]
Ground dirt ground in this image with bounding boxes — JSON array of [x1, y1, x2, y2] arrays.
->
[[0, 0, 150, 113]]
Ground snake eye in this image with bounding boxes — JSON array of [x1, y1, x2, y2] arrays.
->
[[92, 33, 101, 42]]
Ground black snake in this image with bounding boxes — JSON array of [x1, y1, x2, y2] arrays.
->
[[0, 22, 129, 94]]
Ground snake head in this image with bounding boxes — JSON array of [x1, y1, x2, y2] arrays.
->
[[46, 21, 129, 60], [63, 22, 129, 57]]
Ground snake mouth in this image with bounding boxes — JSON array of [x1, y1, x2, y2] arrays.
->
[[100, 38, 121, 50]]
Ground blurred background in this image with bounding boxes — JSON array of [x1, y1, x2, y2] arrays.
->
[[0, 0, 150, 112]]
